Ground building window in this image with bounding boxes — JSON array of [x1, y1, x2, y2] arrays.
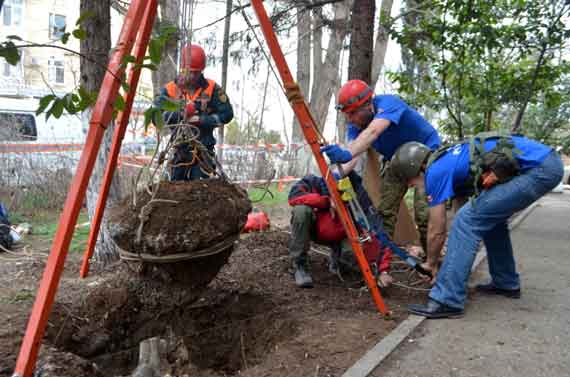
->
[[0, 112, 38, 142], [2, 62, 11, 77], [2, 0, 23, 27], [49, 13, 66, 40], [2, 57, 23, 79], [48, 57, 65, 84]]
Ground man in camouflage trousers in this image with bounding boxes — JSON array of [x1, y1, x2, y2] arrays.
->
[[321, 80, 441, 252]]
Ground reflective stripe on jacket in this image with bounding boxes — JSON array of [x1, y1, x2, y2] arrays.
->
[[165, 79, 216, 112]]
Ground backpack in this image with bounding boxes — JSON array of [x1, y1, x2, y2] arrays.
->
[[0, 203, 13, 251], [427, 132, 522, 197]]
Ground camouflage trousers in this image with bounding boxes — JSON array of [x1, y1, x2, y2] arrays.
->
[[377, 160, 429, 251], [288, 205, 354, 268]]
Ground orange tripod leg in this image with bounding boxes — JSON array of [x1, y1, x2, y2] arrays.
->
[[12, 1, 155, 376], [249, 0, 389, 316], [80, 0, 158, 279]]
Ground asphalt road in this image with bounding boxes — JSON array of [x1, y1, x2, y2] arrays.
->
[[374, 192, 570, 377]]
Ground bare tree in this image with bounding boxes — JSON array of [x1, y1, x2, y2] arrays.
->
[[80, 0, 121, 261], [292, 3, 312, 143], [347, 0, 375, 83], [218, 0, 232, 158], [370, 0, 394, 88], [309, 0, 352, 128], [151, 0, 180, 91]]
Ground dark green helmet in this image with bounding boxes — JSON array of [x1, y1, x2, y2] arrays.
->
[[391, 142, 431, 180]]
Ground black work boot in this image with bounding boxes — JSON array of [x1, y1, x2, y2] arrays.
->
[[475, 282, 521, 299], [408, 298, 464, 319], [293, 263, 313, 288]]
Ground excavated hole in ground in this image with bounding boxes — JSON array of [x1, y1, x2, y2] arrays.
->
[[47, 288, 297, 376]]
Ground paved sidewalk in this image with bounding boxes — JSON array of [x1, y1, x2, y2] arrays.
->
[[374, 193, 570, 377]]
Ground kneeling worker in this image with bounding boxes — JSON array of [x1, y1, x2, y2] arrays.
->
[[390, 134, 563, 318], [287, 173, 393, 288]]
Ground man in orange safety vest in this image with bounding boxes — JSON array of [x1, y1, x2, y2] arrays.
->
[[155, 44, 234, 180]]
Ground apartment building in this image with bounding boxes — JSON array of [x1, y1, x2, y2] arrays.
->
[[0, 0, 153, 144], [0, 0, 81, 97]]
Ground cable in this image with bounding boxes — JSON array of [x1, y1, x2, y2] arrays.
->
[[235, 0, 328, 145]]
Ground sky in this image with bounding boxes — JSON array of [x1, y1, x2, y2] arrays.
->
[[190, 0, 404, 144]]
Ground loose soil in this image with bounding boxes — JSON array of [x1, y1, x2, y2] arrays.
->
[[0, 206, 429, 377], [108, 179, 251, 257], [107, 179, 251, 287]]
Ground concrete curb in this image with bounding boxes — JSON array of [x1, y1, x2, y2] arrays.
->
[[342, 201, 541, 377]]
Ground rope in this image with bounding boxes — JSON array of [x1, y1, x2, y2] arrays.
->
[[135, 199, 180, 244], [119, 234, 239, 263], [250, 168, 276, 203]]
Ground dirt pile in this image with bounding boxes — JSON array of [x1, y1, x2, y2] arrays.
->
[[108, 179, 251, 257], [107, 179, 251, 285]]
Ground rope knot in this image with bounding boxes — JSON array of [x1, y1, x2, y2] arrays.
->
[[284, 82, 305, 104]]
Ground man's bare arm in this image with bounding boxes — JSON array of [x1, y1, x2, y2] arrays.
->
[[427, 203, 447, 268], [346, 118, 390, 158], [339, 155, 360, 175]]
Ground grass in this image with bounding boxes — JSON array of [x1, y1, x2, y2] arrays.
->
[[16, 210, 91, 253], [6, 184, 285, 252], [248, 183, 290, 206]]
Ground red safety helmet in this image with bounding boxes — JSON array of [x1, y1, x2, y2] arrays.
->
[[336, 80, 374, 113], [181, 44, 206, 72]]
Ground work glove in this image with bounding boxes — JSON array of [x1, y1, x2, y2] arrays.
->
[[185, 101, 196, 117], [320, 144, 353, 164], [187, 115, 201, 125]]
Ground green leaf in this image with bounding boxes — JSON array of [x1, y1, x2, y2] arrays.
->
[[144, 107, 163, 129], [62, 93, 76, 114], [76, 11, 95, 26], [0, 41, 21, 65], [36, 95, 56, 115], [154, 109, 164, 129], [72, 28, 88, 40], [6, 35, 23, 41], [160, 99, 182, 112], [78, 86, 97, 109], [138, 63, 158, 71], [61, 32, 70, 44], [148, 39, 163, 64], [114, 95, 126, 112], [144, 108, 152, 127], [122, 55, 137, 65], [121, 81, 130, 93], [50, 99, 65, 118]]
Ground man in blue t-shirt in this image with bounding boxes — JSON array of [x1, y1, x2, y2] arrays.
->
[[390, 135, 563, 318], [320, 80, 441, 251]]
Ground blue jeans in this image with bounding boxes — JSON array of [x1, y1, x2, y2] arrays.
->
[[430, 151, 563, 309]]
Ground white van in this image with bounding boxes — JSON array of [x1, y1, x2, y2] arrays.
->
[[0, 96, 85, 145], [0, 97, 86, 185]]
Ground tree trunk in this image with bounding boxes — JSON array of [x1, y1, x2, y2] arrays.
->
[[365, 0, 394, 204], [219, 0, 232, 157], [347, 0, 383, 218], [370, 0, 394, 89], [309, 0, 351, 129], [292, 4, 311, 143], [512, 41, 548, 132], [80, 0, 120, 261], [150, 0, 180, 93], [347, 0, 375, 83], [338, 0, 375, 144], [311, 7, 323, 83], [485, 110, 493, 131]]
